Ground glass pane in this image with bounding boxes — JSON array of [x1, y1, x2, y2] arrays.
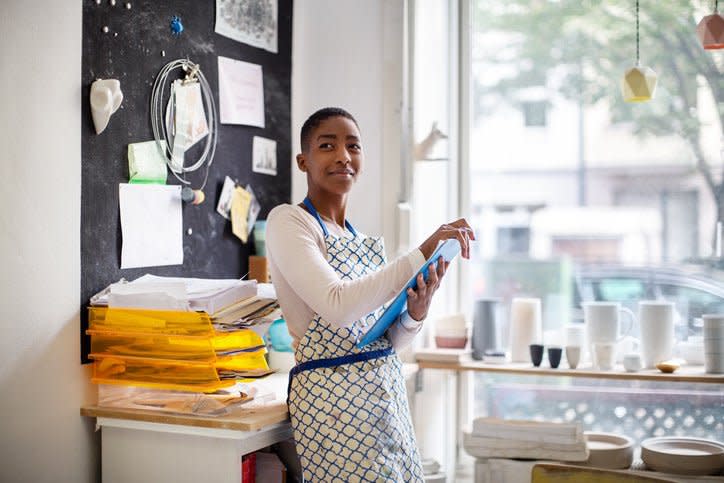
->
[[464, 0, 724, 459], [468, 0, 724, 334]]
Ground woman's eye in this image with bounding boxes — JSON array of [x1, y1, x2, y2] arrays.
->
[[319, 143, 333, 149], [349, 143, 362, 151]]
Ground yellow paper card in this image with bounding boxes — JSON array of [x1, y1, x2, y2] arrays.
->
[[231, 186, 251, 242]]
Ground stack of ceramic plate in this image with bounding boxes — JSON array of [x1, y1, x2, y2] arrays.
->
[[703, 314, 724, 373], [641, 436, 724, 476], [434, 314, 468, 349], [582, 432, 634, 469]]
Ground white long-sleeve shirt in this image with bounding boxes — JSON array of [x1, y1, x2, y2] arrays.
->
[[266, 204, 425, 350]]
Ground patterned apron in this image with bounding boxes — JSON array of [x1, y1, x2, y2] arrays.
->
[[287, 198, 424, 482]]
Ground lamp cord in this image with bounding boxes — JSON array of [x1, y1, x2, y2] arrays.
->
[[636, 0, 640, 66]]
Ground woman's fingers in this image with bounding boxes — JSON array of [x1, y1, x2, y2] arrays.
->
[[427, 263, 439, 287]]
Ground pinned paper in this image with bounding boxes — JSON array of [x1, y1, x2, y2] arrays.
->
[[166, 80, 210, 170], [214, 0, 278, 53], [216, 175, 236, 220], [119, 183, 183, 269], [245, 184, 261, 236], [252, 136, 277, 176], [218, 56, 265, 127], [231, 185, 252, 242], [128, 140, 168, 184], [173, 80, 209, 150]]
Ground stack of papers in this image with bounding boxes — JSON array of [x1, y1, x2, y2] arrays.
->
[[91, 274, 259, 315], [463, 418, 589, 461], [211, 296, 281, 333]]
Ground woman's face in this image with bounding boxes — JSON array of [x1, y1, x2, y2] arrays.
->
[[297, 116, 363, 197]]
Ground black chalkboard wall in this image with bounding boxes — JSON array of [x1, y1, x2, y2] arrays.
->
[[80, 0, 293, 362]]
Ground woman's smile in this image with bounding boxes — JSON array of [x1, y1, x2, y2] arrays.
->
[[330, 167, 355, 177]]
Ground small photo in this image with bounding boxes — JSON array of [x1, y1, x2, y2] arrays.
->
[[216, 175, 236, 219], [252, 136, 277, 176]]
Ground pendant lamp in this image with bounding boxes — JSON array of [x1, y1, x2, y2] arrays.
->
[[622, 0, 657, 103], [697, 0, 724, 50]]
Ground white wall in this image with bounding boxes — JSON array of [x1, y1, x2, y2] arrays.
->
[[292, 0, 405, 247], [0, 2, 406, 481], [0, 2, 99, 482]]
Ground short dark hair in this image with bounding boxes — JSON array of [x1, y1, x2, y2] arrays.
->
[[300, 107, 359, 152]]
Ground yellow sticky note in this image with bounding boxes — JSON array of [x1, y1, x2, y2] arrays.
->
[[231, 186, 251, 243]]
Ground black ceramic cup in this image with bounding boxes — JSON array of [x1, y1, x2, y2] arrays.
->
[[548, 346, 563, 369], [529, 344, 544, 367]]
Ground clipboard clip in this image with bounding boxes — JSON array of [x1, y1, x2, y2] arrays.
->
[[181, 60, 200, 84]]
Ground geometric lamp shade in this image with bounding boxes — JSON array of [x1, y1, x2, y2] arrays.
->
[[697, 13, 724, 50], [622, 66, 658, 102]]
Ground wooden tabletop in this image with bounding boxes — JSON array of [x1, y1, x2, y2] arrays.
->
[[416, 359, 724, 384], [81, 401, 288, 432]]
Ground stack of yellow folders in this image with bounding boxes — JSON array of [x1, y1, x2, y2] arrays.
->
[[87, 305, 274, 393]]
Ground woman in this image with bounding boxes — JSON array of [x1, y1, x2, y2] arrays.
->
[[267, 107, 473, 481]]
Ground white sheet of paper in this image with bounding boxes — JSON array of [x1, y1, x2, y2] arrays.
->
[[214, 0, 278, 53], [119, 183, 183, 269], [218, 56, 265, 127], [252, 136, 277, 175]]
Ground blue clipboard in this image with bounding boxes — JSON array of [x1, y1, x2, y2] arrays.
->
[[357, 239, 461, 348]]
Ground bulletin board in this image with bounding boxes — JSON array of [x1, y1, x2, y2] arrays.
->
[[80, 0, 292, 362]]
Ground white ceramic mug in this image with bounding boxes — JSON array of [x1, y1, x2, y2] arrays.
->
[[583, 302, 636, 357], [639, 301, 675, 369], [593, 342, 616, 370], [509, 298, 542, 363]]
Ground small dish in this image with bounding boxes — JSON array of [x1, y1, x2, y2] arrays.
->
[[656, 360, 680, 373], [434, 335, 467, 349], [583, 431, 635, 469], [641, 436, 724, 475]]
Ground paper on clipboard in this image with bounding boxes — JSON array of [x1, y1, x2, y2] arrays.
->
[[357, 239, 461, 348]]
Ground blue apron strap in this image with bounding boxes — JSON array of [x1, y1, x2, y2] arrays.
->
[[303, 197, 358, 237], [287, 346, 394, 403]]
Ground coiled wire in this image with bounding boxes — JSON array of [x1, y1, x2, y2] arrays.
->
[[150, 59, 218, 189]]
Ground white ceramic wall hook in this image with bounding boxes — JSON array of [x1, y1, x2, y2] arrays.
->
[[90, 78, 123, 134]]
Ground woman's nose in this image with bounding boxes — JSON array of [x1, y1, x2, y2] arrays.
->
[[336, 146, 352, 163]]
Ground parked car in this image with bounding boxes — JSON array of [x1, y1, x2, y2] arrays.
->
[[572, 265, 724, 338]]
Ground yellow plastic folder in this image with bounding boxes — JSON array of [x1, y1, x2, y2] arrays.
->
[[87, 306, 270, 392]]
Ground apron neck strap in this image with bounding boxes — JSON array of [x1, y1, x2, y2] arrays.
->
[[303, 197, 358, 237]]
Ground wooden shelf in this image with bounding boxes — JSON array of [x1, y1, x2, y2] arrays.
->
[[416, 359, 724, 384], [81, 402, 288, 432]]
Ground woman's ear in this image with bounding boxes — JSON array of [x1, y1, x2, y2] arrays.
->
[[296, 153, 307, 172]]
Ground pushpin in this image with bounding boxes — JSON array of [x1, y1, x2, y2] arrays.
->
[[187, 228, 193, 235], [192, 189, 205, 205], [102, 26, 109, 33], [181, 186, 195, 203], [170, 15, 184, 36]]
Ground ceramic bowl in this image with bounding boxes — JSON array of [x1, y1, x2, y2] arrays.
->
[[435, 336, 468, 349], [583, 432, 635, 469], [641, 436, 724, 475]]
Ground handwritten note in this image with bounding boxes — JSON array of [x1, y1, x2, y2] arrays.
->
[[218, 56, 265, 127]]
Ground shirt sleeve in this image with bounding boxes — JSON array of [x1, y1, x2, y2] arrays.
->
[[387, 311, 424, 350], [267, 206, 425, 328]]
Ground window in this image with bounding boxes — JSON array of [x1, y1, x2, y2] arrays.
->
[[462, 0, 723, 445]]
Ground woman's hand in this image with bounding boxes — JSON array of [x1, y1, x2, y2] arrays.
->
[[418, 219, 475, 259], [407, 258, 447, 321]]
